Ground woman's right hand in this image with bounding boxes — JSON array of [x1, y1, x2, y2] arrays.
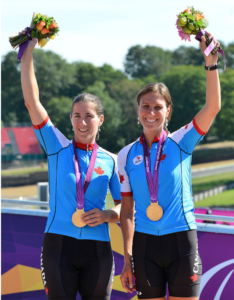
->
[[120, 261, 136, 293], [27, 38, 38, 52], [22, 38, 38, 56]]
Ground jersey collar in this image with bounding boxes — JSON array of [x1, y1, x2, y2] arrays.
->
[[75, 142, 95, 151], [139, 132, 168, 145], [140, 135, 160, 145]]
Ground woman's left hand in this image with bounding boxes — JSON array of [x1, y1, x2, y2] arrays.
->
[[200, 33, 219, 66], [81, 208, 107, 227]]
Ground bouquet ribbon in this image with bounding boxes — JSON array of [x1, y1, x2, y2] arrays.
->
[[195, 29, 226, 70], [17, 27, 32, 61]]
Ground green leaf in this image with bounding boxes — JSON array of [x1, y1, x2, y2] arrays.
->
[[188, 14, 195, 21], [31, 30, 36, 38], [196, 20, 203, 27]]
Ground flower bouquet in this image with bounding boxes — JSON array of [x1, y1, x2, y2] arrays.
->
[[9, 13, 59, 60], [176, 6, 225, 68]]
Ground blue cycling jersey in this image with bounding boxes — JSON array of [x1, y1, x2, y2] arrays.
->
[[34, 116, 121, 241], [117, 119, 205, 236]]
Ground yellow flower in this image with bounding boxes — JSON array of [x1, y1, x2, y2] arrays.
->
[[38, 38, 49, 48], [50, 34, 55, 40]]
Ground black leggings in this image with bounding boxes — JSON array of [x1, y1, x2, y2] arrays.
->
[[41, 233, 114, 300]]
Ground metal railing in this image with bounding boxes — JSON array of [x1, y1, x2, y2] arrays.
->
[[1, 199, 49, 207], [2, 199, 234, 223]]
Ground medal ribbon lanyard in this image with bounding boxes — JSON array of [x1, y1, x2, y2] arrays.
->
[[142, 130, 166, 203], [72, 139, 97, 209]]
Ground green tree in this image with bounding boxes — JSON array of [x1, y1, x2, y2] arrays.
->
[[225, 42, 234, 69], [1, 49, 75, 124], [1, 51, 27, 123], [124, 45, 172, 79], [161, 65, 207, 134], [108, 78, 143, 146], [47, 96, 73, 139], [171, 46, 204, 66], [33, 49, 75, 106], [216, 69, 234, 140]]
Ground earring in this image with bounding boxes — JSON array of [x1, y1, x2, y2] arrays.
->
[[72, 127, 74, 131], [137, 117, 140, 124], [98, 127, 101, 132], [165, 118, 168, 127]]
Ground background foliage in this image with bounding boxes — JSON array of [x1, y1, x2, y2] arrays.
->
[[2, 42, 234, 153]]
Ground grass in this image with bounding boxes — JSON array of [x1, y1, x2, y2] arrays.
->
[[194, 189, 234, 207], [192, 172, 234, 194], [1, 165, 48, 176]]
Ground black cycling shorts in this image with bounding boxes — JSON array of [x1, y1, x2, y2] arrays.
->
[[132, 230, 202, 299], [41, 233, 114, 300]]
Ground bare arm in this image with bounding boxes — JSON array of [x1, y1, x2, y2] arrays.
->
[[194, 34, 221, 132], [120, 195, 135, 293], [21, 38, 47, 124]]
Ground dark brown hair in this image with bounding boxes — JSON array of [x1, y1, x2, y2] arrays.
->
[[71, 93, 104, 117]]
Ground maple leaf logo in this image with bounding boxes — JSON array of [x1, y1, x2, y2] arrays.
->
[[185, 124, 189, 129], [137, 156, 140, 159], [94, 166, 104, 176], [118, 172, 125, 184], [160, 154, 166, 162], [45, 287, 49, 295], [190, 274, 198, 282]]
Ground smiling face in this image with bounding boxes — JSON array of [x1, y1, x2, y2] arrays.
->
[[70, 101, 104, 144], [138, 92, 170, 137]]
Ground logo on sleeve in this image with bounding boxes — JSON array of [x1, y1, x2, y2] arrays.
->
[[94, 166, 104, 176], [118, 172, 125, 184], [133, 155, 143, 165]]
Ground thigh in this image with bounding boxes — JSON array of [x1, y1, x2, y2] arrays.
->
[[78, 240, 114, 300], [41, 233, 78, 300], [167, 230, 202, 298], [132, 231, 167, 299]]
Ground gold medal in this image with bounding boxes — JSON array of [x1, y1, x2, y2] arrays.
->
[[146, 202, 163, 221], [72, 209, 86, 227]]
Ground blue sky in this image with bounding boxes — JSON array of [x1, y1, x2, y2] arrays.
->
[[1, 0, 234, 70]]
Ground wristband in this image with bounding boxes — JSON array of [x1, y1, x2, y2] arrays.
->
[[205, 62, 220, 71]]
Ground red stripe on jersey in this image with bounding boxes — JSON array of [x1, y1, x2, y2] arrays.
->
[[114, 199, 121, 203], [121, 192, 133, 196], [193, 118, 207, 135], [33, 116, 49, 129]]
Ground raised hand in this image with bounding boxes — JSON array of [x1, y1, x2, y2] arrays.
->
[[200, 33, 219, 66]]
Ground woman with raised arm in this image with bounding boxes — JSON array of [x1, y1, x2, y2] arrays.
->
[[117, 33, 221, 300], [21, 38, 121, 300]]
